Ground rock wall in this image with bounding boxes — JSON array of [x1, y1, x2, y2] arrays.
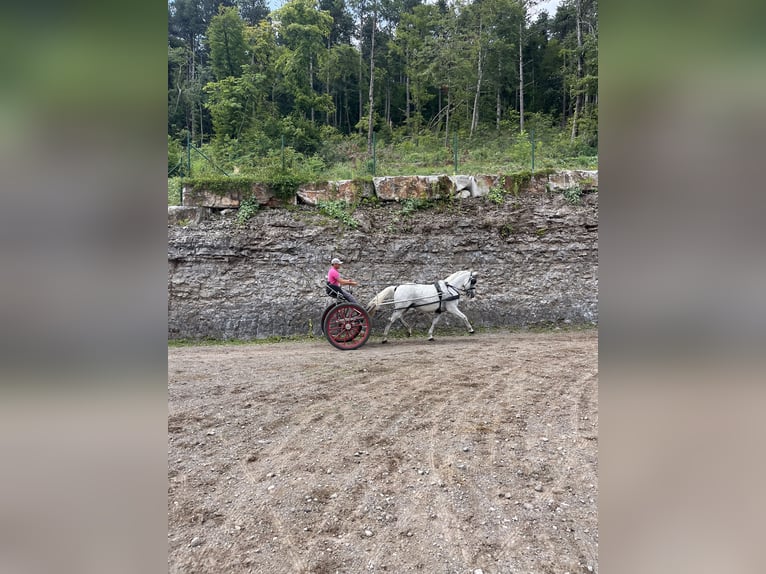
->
[[168, 175, 598, 340]]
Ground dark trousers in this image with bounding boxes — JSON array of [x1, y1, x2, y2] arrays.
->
[[339, 288, 358, 304]]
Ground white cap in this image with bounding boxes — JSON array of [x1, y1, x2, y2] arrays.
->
[[331, 257, 343, 265]]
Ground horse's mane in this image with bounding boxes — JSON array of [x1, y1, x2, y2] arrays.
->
[[444, 269, 473, 286]]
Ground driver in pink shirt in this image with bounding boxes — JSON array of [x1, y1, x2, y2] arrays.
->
[[327, 257, 359, 303]]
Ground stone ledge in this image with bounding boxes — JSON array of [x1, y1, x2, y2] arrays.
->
[[182, 184, 295, 209], [168, 206, 210, 226], [546, 170, 598, 191], [181, 171, 598, 208]]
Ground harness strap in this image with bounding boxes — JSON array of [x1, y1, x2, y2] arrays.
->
[[444, 283, 461, 300], [433, 282, 443, 314]]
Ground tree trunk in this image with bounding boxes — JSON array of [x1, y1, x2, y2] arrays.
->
[[470, 18, 483, 138], [437, 87, 442, 135], [496, 87, 501, 131], [444, 88, 451, 148], [327, 39, 332, 126], [199, 101, 204, 145], [310, 56, 315, 124], [571, 0, 583, 141], [405, 73, 411, 132], [358, 40, 363, 134], [367, 11, 376, 154], [562, 51, 567, 128], [518, 22, 524, 133]]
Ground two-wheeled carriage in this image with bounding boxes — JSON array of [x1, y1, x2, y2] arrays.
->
[[321, 269, 478, 350], [320, 283, 372, 350]]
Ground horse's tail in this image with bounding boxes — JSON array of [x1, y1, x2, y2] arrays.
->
[[366, 285, 396, 317]]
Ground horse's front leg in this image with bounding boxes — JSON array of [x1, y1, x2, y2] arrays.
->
[[427, 313, 443, 341], [449, 307, 475, 334]]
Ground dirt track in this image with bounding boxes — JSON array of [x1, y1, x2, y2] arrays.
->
[[168, 329, 598, 574]]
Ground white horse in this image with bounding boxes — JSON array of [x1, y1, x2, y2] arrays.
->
[[366, 270, 478, 343]]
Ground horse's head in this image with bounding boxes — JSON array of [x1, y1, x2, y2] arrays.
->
[[446, 270, 477, 299], [465, 270, 477, 299]]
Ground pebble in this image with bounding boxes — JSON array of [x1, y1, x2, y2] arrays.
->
[[474, 569, 484, 574], [364, 530, 374, 537], [534, 483, 543, 492], [190, 537, 203, 547]]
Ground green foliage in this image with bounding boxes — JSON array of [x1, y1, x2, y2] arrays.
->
[[236, 193, 260, 225], [168, 0, 597, 176], [506, 171, 533, 195], [487, 175, 507, 204], [562, 186, 584, 204], [400, 198, 430, 216], [317, 200, 359, 228], [487, 186, 505, 205], [499, 223, 515, 238], [181, 175, 256, 196], [168, 136, 184, 175], [168, 177, 183, 206], [206, 6, 248, 81], [265, 170, 302, 201]]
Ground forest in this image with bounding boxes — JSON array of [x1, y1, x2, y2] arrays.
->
[[168, 0, 597, 183]]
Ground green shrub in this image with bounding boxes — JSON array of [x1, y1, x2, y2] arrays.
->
[[318, 200, 359, 228], [181, 175, 256, 196], [400, 197, 430, 216], [168, 177, 183, 206], [236, 193, 260, 225], [265, 171, 302, 201], [563, 186, 584, 204]]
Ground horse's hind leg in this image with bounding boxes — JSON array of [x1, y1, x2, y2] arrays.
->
[[427, 314, 443, 341], [398, 312, 413, 337], [382, 309, 402, 343]]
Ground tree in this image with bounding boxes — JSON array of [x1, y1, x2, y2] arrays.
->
[[237, 0, 269, 25], [323, 44, 362, 132], [394, 4, 440, 135], [319, 0, 356, 45], [484, 0, 524, 130], [366, 3, 377, 152], [273, 0, 334, 124], [207, 5, 249, 81]]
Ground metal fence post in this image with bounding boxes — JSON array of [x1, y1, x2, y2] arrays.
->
[[529, 128, 536, 172], [372, 132, 376, 177], [453, 133, 458, 174]]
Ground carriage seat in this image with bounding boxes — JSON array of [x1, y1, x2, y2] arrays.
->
[[325, 281, 344, 299]]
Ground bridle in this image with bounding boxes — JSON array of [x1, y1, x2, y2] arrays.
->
[[449, 272, 477, 299]]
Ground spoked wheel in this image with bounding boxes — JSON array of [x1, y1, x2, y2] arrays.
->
[[323, 303, 371, 350], [320, 303, 336, 335]]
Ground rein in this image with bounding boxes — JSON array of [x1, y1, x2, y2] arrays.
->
[[393, 281, 464, 311]]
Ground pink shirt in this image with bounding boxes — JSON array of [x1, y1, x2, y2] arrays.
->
[[328, 266, 341, 286]]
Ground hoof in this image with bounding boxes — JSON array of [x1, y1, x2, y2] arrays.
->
[[381, 340, 388, 344], [469, 330, 475, 335], [428, 337, 435, 342]]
